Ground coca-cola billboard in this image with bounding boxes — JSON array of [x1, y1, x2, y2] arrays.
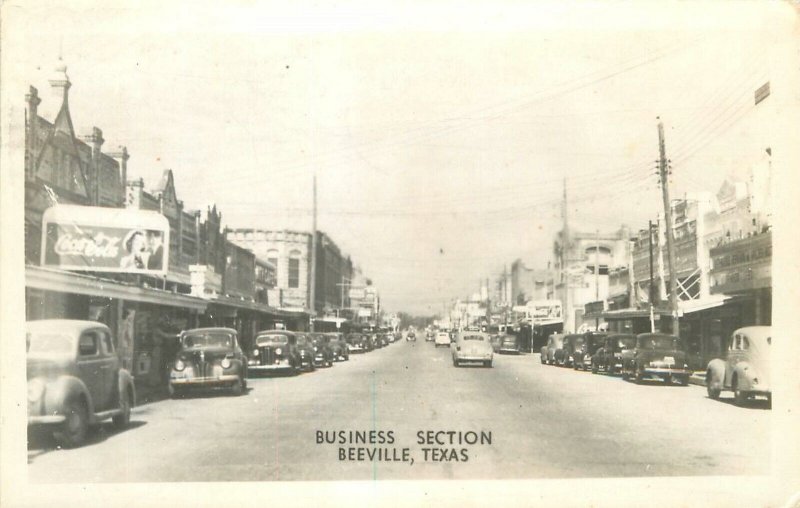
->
[[41, 205, 169, 275]]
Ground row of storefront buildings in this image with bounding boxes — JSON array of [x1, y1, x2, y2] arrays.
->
[[493, 151, 772, 370], [22, 63, 380, 392]]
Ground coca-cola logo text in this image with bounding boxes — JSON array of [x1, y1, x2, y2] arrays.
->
[[54, 232, 121, 259]]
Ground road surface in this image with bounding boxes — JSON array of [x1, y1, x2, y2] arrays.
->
[[28, 338, 770, 482]]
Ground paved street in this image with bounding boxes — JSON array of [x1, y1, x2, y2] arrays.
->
[[28, 339, 770, 482]]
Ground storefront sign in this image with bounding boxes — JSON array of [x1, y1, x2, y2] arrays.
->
[[41, 205, 169, 275]]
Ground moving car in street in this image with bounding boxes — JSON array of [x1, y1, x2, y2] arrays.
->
[[498, 334, 521, 355], [310, 333, 335, 367], [706, 326, 772, 405], [591, 333, 636, 374], [573, 331, 606, 370], [27, 320, 136, 448], [325, 332, 350, 361], [169, 327, 248, 397], [249, 330, 302, 375], [621, 333, 691, 385], [540, 333, 564, 365], [425, 330, 435, 342], [452, 331, 493, 367], [554, 334, 584, 367], [406, 330, 416, 342], [434, 331, 451, 348]]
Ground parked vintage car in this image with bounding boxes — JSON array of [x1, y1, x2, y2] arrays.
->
[[540, 333, 564, 365], [554, 334, 584, 367], [498, 334, 521, 355], [591, 333, 636, 374], [309, 333, 335, 367], [347, 333, 372, 352], [572, 332, 607, 370], [26, 320, 136, 448], [706, 326, 771, 405], [249, 330, 303, 375], [489, 334, 503, 353], [452, 331, 494, 367], [293, 333, 318, 370], [621, 333, 691, 385], [169, 327, 248, 396], [434, 331, 451, 347], [325, 333, 350, 361]]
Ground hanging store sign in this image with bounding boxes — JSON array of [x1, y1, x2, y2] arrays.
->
[[41, 205, 169, 275]]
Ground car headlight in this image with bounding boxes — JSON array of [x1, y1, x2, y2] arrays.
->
[[174, 359, 186, 371], [314, 346, 319, 352], [28, 378, 45, 402], [275, 348, 282, 355], [221, 358, 232, 369], [253, 349, 259, 357]]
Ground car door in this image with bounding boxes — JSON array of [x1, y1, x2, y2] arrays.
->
[[97, 328, 119, 410], [76, 329, 108, 412]]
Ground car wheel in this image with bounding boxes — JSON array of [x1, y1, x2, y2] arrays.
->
[[733, 379, 748, 406], [635, 368, 644, 384], [54, 398, 89, 448], [678, 376, 688, 386], [540, 355, 546, 365], [453, 359, 459, 367], [230, 377, 244, 396], [112, 389, 132, 429], [607, 364, 616, 375], [485, 360, 493, 368], [167, 382, 180, 399], [591, 363, 598, 374]]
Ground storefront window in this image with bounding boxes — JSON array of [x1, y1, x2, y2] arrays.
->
[[288, 257, 300, 288]]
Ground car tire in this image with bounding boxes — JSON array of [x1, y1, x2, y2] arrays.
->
[[230, 377, 244, 396], [112, 389, 132, 429], [591, 364, 598, 374], [635, 368, 644, 384], [485, 360, 493, 368], [167, 383, 181, 399], [453, 359, 459, 367], [607, 364, 616, 375], [54, 398, 89, 448]]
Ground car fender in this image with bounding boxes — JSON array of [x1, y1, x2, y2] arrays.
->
[[117, 369, 137, 407], [732, 361, 756, 391], [706, 359, 726, 390], [43, 375, 94, 417]]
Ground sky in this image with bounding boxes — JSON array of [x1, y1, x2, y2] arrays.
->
[[4, 1, 796, 314]]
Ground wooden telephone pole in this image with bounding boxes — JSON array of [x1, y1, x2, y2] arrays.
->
[[309, 174, 317, 331], [657, 119, 680, 335]]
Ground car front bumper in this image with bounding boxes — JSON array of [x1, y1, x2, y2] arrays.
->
[[455, 354, 492, 362], [249, 362, 293, 372], [28, 414, 67, 425], [499, 348, 519, 354], [642, 367, 691, 377], [170, 374, 241, 386]]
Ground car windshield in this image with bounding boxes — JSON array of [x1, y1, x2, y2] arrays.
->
[[463, 335, 485, 341], [638, 335, 680, 349], [183, 331, 233, 349], [27, 332, 73, 354], [256, 334, 289, 345], [616, 336, 636, 348]]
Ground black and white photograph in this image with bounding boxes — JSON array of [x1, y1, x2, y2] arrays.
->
[[1, 1, 799, 507]]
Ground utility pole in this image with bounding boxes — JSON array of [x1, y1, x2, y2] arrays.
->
[[309, 174, 317, 331], [657, 119, 680, 336], [648, 219, 656, 333], [562, 177, 570, 333]]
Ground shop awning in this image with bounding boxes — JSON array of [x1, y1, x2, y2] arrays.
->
[[678, 295, 730, 315], [26, 265, 207, 311], [209, 295, 285, 316]]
